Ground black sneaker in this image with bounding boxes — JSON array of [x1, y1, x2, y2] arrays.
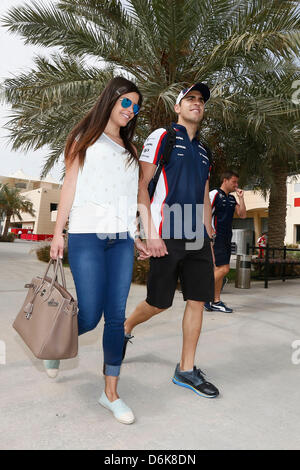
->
[[172, 364, 219, 398], [122, 333, 134, 361], [211, 301, 233, 313], [204, 302, 212, 311]]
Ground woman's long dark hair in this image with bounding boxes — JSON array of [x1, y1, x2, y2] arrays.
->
[[65, 76, 143, 167]]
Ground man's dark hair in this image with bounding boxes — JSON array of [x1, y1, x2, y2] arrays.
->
[[220, 170, 239, 184]]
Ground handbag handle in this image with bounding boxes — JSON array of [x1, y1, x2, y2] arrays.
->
[[47, 258, 67, 294], [33, 258, 66, 300], [58, 258, 67, 289], [24, 258, 67, 317], [40, 258, 66, 288], [50, 258, 66, 290]]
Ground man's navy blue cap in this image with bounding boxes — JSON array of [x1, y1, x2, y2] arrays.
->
[[176, 83, 210, 105]]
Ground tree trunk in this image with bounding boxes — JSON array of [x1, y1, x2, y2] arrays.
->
[[209, 140, 228, 189], [267, 162, 288, 248], [149, 102, 174, 132], [2, 212, 12, 238]]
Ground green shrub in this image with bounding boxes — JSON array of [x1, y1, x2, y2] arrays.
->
[[132, 256, 150, 284], [252, 258, 300, 278], [286, 244, 300, 249], [36, 244, 51, 263], [224, 268, 260, 282], [0, 233, 16, 242], [226, 268, 236, 282], [35, 243, 69, 266], [285, 246, 300, 260]]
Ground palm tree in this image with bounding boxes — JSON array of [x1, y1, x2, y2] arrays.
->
[[0, 184, 35, 238], [1, 0, 300, 245], [204, 65, 300, 247]]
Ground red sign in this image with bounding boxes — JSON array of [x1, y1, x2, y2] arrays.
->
[[295, 198, 300, 207]]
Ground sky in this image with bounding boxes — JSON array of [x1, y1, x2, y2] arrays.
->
[[0, 0, 129, 182], [0, 0, 62, 181], [0, 0, 298, 182]]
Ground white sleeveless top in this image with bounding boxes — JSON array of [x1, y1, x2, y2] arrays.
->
[[68, 133, 139, 235]]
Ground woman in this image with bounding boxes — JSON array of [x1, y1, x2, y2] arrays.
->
[[48, 76, 149, 425]]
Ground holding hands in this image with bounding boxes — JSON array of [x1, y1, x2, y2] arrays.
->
[[134, 238, 151, 260], [134, 237, 168, 260]]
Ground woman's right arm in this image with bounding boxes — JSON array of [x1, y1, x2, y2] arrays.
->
[[50, 151, 80, 259]]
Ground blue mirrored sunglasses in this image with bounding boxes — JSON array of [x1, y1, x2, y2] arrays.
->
[[120, 97, 140, 115]]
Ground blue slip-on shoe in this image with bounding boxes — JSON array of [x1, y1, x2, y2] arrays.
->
[[211, 301, 233, 313], [98, 391, 135, 424], [172, 364, 219, 398], [204, 302, 212, 311], [44, 360, 60, 378]]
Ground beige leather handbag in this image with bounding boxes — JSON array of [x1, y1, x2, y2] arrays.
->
[[13, 258, 78, 360]]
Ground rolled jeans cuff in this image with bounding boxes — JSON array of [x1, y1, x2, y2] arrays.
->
[[103, 363, 121, 377]]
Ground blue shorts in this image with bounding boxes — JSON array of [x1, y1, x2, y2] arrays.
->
[[213, 236, 232, 267]]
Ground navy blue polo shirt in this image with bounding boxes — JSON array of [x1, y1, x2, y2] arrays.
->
[[209, 188, 237, 239], [139, 123, 211, 240]]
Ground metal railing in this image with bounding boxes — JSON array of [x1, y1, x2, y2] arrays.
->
[[246, 244, 300, 288]]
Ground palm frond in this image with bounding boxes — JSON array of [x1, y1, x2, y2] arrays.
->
[[1, 0, 300, 184], [3, 54, 114, 105]]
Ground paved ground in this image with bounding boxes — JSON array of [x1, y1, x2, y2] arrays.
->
[[0, 240, 300, 450]]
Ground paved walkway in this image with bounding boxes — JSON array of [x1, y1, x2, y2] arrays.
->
[[0, 240, 300, 450]]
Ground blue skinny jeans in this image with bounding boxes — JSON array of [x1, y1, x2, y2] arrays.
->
[[68, 232, 134, 377]]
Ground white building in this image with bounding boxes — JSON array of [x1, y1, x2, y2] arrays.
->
[[0, 169, 61, 235], [232, 175, 300, 245]]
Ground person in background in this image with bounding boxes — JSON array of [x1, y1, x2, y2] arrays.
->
[[205, 171, 247, 313], [257, 232, 268, 258]]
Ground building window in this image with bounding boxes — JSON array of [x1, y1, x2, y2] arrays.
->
[[50, 203, 58, 212], [296, 226, 300, 244], [15, 183, 27, 189], [232, 218, 254, 231], [261, 217, 268, 233]]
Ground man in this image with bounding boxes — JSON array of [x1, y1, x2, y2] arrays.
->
[[205, 171, 247, 313], [124, 83, 219, 399]]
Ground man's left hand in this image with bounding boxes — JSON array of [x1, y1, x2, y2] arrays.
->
[[236, 188, 244, 198]]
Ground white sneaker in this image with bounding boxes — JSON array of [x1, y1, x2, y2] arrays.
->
[[98, 391, 135, 424], [44, 360, 60, 378]]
